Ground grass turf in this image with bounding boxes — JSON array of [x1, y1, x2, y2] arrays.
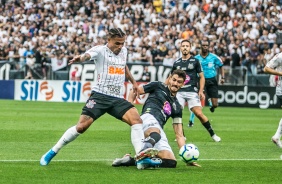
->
[[0, 99, 281, 184]]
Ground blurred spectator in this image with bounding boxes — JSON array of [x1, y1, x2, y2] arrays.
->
[[70, 66, 81, 81], [231, 46, 241, 85], [25, 53, 35, 79], [0, 47, 7, 60], [141, 66, 150, 82], [163, 50, 174, 67], [0, 0, 281, 81]]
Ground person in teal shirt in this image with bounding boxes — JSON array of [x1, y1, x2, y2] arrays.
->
[[188, 39, 225, 127]]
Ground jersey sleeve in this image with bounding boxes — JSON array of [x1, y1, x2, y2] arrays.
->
[[143, 81, 161, 94], [85, 46, 100, 60], [214, 54, 224, 67], [171, 102, 183, 124], [195, 58, 203, 73], [266, 53, 282, 69]]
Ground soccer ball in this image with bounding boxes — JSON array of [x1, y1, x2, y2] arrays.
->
[[179, 144, 199, 163]]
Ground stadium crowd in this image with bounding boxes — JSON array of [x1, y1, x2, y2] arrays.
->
[[0, 0, 282, 80]]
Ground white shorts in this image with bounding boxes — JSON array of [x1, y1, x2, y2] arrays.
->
[[141, 113, 173, 153], [176, 91, 202, 110]]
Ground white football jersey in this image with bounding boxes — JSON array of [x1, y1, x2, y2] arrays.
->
[[266, 53, 282, 95], [85, 45, 128, 98]]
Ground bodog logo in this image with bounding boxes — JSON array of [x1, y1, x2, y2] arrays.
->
[[40, 81, 54, 100], [82, 82, 91, 97]]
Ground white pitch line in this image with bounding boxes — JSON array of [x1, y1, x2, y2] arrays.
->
[[0, 158, 281, 162]]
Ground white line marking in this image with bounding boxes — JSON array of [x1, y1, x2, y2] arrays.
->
[[0, 158, 281, 162]]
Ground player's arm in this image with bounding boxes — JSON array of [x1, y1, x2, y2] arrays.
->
[[68, 53, 91, 65], [172, 122, 186, 149], [198, 72, 205, 100], [219, 66, 225, 84], [128, 85, 145, 104], [264, 66, 282, 76], [125, 65, 140, 99]]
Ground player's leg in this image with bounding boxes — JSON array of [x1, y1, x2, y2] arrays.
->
[[272, 118, 282, 148], [176, 92, 188, 135], [40, 92, 107, 166], [113, 116, 162, 168], [137, 124, 174, 169], [189, 109, 195, 127], [188, 93, 221, 142], [272, 95, 282, 148], [206, 78, 219, 113]]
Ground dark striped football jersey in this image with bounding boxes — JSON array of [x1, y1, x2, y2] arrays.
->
[[171, 56, 203, 93]]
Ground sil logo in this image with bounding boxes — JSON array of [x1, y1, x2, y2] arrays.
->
[[40, 81, 54, 100], [82, 82, 91, 97]]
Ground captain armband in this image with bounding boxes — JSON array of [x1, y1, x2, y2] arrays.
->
[[172, 118, 182, 124]]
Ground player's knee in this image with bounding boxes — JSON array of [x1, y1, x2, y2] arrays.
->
[[160, 159, 177, 168], [149, 132, 161, 143]]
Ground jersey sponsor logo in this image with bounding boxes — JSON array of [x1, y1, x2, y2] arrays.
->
[[107, 85, 121, 94], [108, 66, 125, 75], [184, 75, 190, 84], [163, 101, 171, 115], [86, 99, 96, 108]]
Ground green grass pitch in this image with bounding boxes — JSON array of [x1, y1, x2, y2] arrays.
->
[[0, 99, 281, 184]]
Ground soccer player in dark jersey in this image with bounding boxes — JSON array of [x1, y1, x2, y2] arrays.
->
[[40, 28, 158, 168], [171, 39, 221, 142], [187, 39, 225, 126], [112, 69, 200, 168]]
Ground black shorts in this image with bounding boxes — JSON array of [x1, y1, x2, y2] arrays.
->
[[205, 77, 219, 98], [81, 91, 134, 120]]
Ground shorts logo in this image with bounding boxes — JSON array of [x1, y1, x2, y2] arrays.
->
[[86, 100, 96, 108]]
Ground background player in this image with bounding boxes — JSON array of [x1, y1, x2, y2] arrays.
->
[[264, 52, 282, 148]]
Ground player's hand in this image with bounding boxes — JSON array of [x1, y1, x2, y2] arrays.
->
[[187, 162, 201, 167], [220, 78, 225, 84], [132, 82, 140, 99], [198, 91, 205, 100], [68, 55, 81, 65]]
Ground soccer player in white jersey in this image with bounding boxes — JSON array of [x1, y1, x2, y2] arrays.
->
[[40, 28, 158, 168], [264, 53, 282, 148]]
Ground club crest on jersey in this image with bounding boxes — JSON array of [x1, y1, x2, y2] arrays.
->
[[176, 66, 181, 69], [86, 100, 96, 109], [188, 63, 194, 69]]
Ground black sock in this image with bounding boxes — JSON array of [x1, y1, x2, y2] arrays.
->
[[202, 121, 215, 137], [159, 159, 177, 168], [143, 132, 161, 149]]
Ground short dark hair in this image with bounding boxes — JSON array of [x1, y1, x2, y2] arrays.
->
[[171, 69, 186, 82], [108, 28, 126, 38], [181, 39, 191, 46], [200, 39, 210, 45]]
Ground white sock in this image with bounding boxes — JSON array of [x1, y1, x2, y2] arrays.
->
[[52, 126, 80, 153], [274, 118, 282, 139], [131, 124, 145, 154]]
